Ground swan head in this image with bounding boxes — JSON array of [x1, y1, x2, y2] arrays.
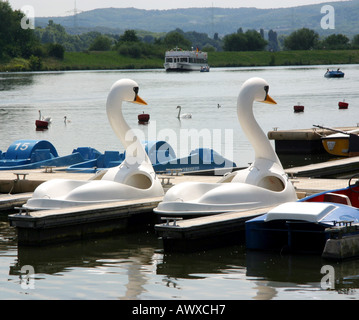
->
[[107, 79, 147, 108], [239, 77, 276, 107]]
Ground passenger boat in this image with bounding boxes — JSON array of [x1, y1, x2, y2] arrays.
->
[[245, 175, 359, 254], [324, 69, 344, 78], [164, 47, 209, 72]]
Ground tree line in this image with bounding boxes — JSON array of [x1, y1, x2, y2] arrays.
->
[[2, 2, 359, 65]]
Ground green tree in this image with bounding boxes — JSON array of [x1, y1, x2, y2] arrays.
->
[[0, 2, 39, 59], [47, 43, 65, 59], [223, 30, 267, 51], [223, 33, 248, 51], [284, 28, 319, 50], [245, 30, 267, 51], [163, 31, 191, 49], [353, 34, 359, 49], [28, 55, 42, 70], [268, 29, 279, 52], [120, 30, 139, 42], [322, 34, 350, 49], [89, 35, 112, 51]]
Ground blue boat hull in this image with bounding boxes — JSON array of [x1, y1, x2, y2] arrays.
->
[[0, 140, 102, 171], [67, 141, 237, 174], [325, 71, 345, 78], [245, 185, 359, 253]]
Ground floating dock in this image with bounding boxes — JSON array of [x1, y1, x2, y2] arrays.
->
[[323, 222, 359, 260], [3, 169, 219, 245], [9, 197, 162, 246], [0, 193, 32, 212], [0, 162, 357, 253], [0, 168, 92, 212], [268, 126, 359, 154], [154, 178, 350, 253], [155, 206, 276, 252], [285, 156, 359, 178]]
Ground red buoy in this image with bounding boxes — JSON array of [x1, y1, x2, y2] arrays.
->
[[35, 119, 49, 129], [138, 113, 150, 123], [294, 105, 304, 112], [338, 101, 349, 109]]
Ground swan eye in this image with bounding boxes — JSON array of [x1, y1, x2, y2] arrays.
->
[[264, 85, 269, 99], [133, 87, 139, 101]]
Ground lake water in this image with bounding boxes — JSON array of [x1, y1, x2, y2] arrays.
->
[[1, 65, 359, 301]]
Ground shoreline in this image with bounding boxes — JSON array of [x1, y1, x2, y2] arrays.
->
[[1, 49, 358, 72]]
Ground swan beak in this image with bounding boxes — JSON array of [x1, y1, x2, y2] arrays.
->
[[263, 94, 277, 104], [134, 95, 148, 105]]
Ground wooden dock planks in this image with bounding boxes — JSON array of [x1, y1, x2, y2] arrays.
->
[[155, 207, 276, 252], [9, 197, 162, 245], [285, 156, 359, 178]]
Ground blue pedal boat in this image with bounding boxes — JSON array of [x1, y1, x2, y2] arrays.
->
[[67, 140, 237, 174], [0, 140, 101, 171], [245, 177, 359, 253], [324, 69, 345, 78]]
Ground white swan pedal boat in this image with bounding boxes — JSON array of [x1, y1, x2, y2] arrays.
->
[[154, 77, 297, 217]]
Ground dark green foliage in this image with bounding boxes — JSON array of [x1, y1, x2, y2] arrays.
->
[[28, 55, 42, 70], [89, 35, 112, 51], [321, 34, 350, 50], [0, 2, 39, 59], [284, 28, 319, 50], [47, 43, 65, 59], [119, 30, 139, 42], [223, 29, 267, 51]]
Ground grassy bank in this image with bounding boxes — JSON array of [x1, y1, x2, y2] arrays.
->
[[1, 49, 358, 72], [210, 50, 359, 67]]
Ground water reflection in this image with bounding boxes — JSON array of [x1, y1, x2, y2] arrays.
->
[[246, 250, 359, 298], [2, 219, 359, 299], [10, 231, 161, 299], [0, 73, 34, 91]]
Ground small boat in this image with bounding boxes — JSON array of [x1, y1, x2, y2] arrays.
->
[[200, 66, 210, 72], [164, 47, 209, 72], [66, 150, 125, 173], [324, 69, 344, 78], [245, 176, 359, 254], [314, 125, 359, 157], [66, 140, 237, 174], [138, 112, 150, 123], [293, 104, 304, 113], [0, 139, 102, 170], [152, 147, 237, 174], [154, 78, 297, 217], [338, 101, 349, 109], [36, 110, 52, 129], [35, 119, 49, 129]]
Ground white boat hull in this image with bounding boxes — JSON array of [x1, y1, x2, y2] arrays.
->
[[164, 62, 207, 71]]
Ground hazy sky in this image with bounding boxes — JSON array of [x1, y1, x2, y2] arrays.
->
[[7, 0, 350, 17]]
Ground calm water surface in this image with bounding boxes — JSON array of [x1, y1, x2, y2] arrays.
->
[[1, 65, 359, 300]]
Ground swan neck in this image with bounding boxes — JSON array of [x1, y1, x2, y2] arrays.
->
[[107, 98, 150, 165], [238, 97, 280, 165]]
